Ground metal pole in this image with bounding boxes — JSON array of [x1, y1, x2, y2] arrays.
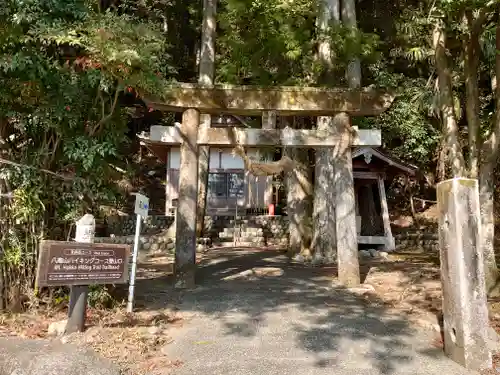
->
[[127, 214, 142, 313]]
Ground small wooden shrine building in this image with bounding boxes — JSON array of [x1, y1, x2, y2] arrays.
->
[[351, 146, 417, 250]]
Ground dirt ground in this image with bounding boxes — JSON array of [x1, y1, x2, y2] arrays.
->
[[1, 247, 500, 374], [0, 255, 182, 375], [360, 249, 500, 374]]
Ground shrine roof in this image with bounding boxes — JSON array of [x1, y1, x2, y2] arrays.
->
[[352, 147, 417, 176]]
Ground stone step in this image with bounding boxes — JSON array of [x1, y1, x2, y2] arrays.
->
[[218, 236, 264, 243], [211, 241, 263, 248], [228, 219, 261, 225], [221, 226, 263, 231], [219, 231, 264, 238], [221, 228, 263, 235]]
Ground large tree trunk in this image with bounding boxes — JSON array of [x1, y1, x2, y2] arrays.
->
[[464, 9, 487, 179], [286, 149, 313, 259], [341, 0, 361, 88], [312, 0, 340, 264], [285, 117, 313, 260], [433, 19, 466, 177], [336, 0, 360, 286], [480, 20, 500, 296], [196, 0, 217, 238]]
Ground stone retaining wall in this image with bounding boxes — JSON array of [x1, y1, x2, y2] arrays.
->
[[106, 215, 175, 236], [95, 234, 175, 256], [394, 232, 438, 251], [105, 214, 289, 243], [98, 215, 290, 255], [103, 214, 438, 252]]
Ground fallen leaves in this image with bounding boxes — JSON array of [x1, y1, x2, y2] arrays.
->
[[0, 307, 184, 375]]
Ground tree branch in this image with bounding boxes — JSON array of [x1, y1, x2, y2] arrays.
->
[[91, 88, 121, 136], [471, 8, 489, 36], [0, 158, 74, 181]]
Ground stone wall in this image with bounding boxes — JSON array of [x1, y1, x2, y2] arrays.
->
[[105, 214, 289, 243], [95, 233, 175, 259], [106, 215, 175, 236], [104, 214, 437, 252], [394, 232, 438, 251], [94, 214, 289, 261]]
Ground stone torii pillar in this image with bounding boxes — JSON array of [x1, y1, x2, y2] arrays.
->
[[144, 84, 394, 288], [174, 109, 200, 288]]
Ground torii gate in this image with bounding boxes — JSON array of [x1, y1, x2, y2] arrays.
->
[[143, 83, 394, 289]]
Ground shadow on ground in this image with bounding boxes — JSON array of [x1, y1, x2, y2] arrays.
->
[[133, 247, 472, 375]]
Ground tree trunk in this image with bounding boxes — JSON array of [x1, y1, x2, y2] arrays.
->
[[335, 0, 361, 286], [480, 20, 500, 296], [0, 179, 4, 311], [464, 10, 486, 179], [341, 0, 361, 88], [286, 147, 313, 260], [285, 117, 313, 259], [196, 0, 217, 238], [196, 142, 209, 237], [464, 28, 480, 178], [312, 0, 340, 264], [433, 19, 466, 177]]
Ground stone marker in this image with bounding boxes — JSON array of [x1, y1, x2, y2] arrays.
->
[[437, 178, 492, 370], [0, 337, 120, 375]]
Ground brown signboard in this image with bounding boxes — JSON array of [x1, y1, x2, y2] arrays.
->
[[36, 241, 131, 287]]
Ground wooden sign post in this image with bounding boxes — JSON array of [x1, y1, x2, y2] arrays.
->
[[36, 220, 131, 334], [67, 214, 94, 333]]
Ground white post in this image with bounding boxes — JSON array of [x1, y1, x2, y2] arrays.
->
[[377, 176, 395, 251], [127, 213, 142, 313], [127, 193, 149, 313]]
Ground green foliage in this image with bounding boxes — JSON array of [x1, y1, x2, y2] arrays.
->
[[355, 64, 441, 169], [88, 285, 120, 309], [217, 0, 317, 85], [216, 0, 381, 85], [0, 0, 170, 310], [325, 24, 382, 67]]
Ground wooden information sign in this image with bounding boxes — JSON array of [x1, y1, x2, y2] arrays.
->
[[36, 241, 131, 287]]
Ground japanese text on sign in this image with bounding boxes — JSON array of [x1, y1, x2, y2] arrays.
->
[[134, 193, 149, 218], [36, 241, 131, 287]]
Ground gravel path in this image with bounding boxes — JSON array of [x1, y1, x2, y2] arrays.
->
[[161, 247, 477, 375]]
